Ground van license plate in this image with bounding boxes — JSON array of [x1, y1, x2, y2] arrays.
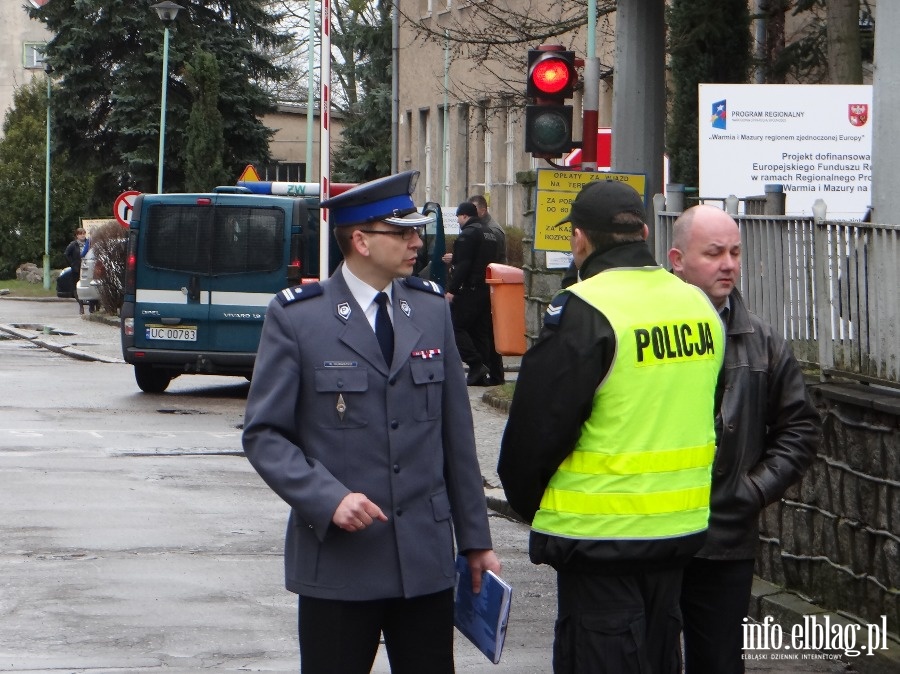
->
[[145, 325, 197, 341]]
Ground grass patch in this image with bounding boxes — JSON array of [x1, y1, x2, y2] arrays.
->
[[491, 382, 516, 401], [0, 278, 59, 298]]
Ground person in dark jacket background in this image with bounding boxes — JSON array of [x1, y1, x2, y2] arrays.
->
[[469, 194, 507, 384], [445, 201, 498, 385], [499, 181, 725, 673], [668, 205, 820, 674]]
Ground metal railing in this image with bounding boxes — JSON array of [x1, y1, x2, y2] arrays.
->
[[655, 207, 900, 389]]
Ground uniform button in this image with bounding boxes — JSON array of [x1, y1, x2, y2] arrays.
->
[[389, 377, 397, 385], [337, 379, 344, 388], [390, 420, 399, 429], [396, 509, 403, 517], [727, 424, 735, 431], [428, 373, 435, 380], [393, 464, 400, 473]]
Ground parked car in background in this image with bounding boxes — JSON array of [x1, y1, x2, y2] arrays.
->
[[56, 267, 76, 298], [75, 247, 100, 314]]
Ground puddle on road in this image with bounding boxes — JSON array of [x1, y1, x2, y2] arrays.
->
[[10, 323, 75, 336]]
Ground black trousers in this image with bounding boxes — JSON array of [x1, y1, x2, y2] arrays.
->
[[680, 557, 756, 674], [297, 589, 454, 674], [554, 567, 684, 674], [450, 287, 492, 372]]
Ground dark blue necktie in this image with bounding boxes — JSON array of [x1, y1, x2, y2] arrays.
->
[[374, 292, 393, 366]]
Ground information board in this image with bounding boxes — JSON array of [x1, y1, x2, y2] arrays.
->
[[698, 84, 872, 219], [534, 170, 646, 252]]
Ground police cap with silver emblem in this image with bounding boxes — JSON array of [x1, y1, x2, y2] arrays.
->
[[320, 170, 433, 228]]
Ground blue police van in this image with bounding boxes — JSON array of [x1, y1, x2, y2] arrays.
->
[[121, 185, 443, 393]]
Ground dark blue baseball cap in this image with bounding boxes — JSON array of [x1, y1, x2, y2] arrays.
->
[[321, 170, 433, 227]]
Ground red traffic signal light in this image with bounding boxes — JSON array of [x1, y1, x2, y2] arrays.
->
[[525, 47, 577, 158], [527, 50, 576, 99]]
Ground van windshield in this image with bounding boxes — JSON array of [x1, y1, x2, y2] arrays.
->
[[145, 204, 285, 275]]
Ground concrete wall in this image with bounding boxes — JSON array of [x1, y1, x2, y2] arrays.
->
[[0, 1, 51, 134], [758, 383, 900, 646], [261, 104, 345, 182]]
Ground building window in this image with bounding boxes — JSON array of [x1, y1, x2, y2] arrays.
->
[[24, 43, 47, 70], [419, 108, 432, 202], [403, 110, 413, 170]]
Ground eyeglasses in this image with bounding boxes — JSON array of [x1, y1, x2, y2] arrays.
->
[[358, 227, 425, 241]]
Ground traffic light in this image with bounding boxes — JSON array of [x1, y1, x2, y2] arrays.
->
[[525, 47, 577, 158]]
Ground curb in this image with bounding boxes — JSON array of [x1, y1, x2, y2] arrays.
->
[[0, 323, 123, 364], [749, 578, 900, 673]]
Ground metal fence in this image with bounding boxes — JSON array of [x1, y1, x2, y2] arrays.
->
[[654, 207, 900, 389]]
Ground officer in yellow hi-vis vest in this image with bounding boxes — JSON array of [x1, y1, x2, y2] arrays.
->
[[498, 180, 724, 674]]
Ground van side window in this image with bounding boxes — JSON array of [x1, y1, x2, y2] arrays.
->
[[146, 205, 211, 273], [213, 207, 284, 275], [144, 204, 285, 275]]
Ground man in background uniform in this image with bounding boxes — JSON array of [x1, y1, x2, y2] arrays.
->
[[499, 180, 724, 673], [446, 201, 498, 385], [243, 170, 500, 673], [469, 194, 507, 384]]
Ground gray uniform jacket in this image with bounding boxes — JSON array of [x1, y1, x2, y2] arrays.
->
[[242, 268, 493, 601]]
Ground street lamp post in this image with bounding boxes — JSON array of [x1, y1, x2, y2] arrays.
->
[[151, 1, 183, 194], [43, 64, 52, 290]]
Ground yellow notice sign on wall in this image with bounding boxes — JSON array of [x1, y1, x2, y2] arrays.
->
[[534, 170, 647, 252]]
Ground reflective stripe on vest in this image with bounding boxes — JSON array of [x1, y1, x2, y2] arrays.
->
[[531, 266, 725, 541]]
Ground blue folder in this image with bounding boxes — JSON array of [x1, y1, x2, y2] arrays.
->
[[454, 554, 512, 664]]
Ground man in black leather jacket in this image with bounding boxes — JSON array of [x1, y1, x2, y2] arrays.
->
[[668, 205, 821, 673]]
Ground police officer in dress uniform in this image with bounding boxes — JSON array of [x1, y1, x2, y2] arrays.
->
[[242, 170, 500, 674]]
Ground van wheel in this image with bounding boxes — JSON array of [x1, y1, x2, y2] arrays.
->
[[135, 365, 172, 393]]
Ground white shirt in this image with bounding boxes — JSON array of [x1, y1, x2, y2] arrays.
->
[[341, 263, 393, 332]]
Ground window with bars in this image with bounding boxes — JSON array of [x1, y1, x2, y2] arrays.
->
[[24, 43, 47, 69], [145, 205, 285, 275]]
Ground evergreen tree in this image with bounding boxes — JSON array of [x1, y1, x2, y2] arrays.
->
[[0, 77, 95, 278], [332, 0, 392, 181], [28, 0, 289, 201], [184, 51, 228, 192], [666, 0, 752, 188]]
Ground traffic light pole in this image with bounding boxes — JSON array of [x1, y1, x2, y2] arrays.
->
[[581, 0, 599, 171]]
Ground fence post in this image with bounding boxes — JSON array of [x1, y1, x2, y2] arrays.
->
[[653, 193, 669, 262], [725, 194, 739, 215], [764, 183, 786, 215], [665, 183, 685, 213], [811, 199, 831, 382]]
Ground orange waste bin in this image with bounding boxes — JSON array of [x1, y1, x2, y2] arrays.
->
[[486, 263, 527, 356]]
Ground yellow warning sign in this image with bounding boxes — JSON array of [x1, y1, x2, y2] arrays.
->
[[534, 170, 646, 252], [238, 164, 261, 182]]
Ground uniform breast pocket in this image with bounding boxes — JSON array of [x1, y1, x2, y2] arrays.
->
[[409, 359, 445, 421], [314, 367, 369, 429]]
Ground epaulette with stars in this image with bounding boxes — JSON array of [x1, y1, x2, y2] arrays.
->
[[403, 276, 445, 297], [275, 283, 324, 307], [542, 291, 571, 327]]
